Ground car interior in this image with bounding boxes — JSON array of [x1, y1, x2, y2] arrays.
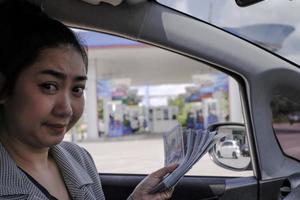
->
[[4, 0, 300, 199]]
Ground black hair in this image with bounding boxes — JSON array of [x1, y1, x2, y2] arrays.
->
[[0, 0, 88, 96]]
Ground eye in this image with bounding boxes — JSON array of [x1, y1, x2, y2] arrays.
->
[[39, 83, 58, 94], [72, 86, 85, 97]]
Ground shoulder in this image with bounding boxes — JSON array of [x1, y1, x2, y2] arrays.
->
[[59, 141, 85, 153], [54, 142, 105, 199], [58, 141, 86, 155], [55, 142, 101, 183], [57, 141, 95, 168]]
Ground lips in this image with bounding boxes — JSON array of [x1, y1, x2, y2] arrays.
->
[[44, 123, 67, 133]]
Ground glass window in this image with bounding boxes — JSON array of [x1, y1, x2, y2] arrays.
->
[[222, 141, 232, 147], [65, 29, 252, 177], [271, 95, 300, 160]]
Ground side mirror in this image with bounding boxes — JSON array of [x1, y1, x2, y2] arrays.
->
[[235, 0, 263, 7], [208, 122, 252, 171]]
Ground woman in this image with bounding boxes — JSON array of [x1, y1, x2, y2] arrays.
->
[[0, 1, 175, 199]]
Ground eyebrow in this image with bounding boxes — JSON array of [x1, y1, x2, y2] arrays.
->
[[39, 69, 87, 81]]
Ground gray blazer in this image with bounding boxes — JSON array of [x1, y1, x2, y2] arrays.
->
[[0, 142, 105, 200]]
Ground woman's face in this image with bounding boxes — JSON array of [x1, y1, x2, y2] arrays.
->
[[3, 46, 87, 148]]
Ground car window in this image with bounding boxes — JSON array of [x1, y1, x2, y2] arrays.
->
[[65, 29, 253, 177], [271, 95, 300, 161], [222, 142, 232, 147]]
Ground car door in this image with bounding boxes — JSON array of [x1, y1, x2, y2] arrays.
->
[[32, 0, 300, 199]]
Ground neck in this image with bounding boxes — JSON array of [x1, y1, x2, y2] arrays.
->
[[0, 133, 50, 171]]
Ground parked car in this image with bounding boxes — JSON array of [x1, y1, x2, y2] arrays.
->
[[217, 140, 241, 159], [6, 0, 300, 199], [288, 112, 300, 125]]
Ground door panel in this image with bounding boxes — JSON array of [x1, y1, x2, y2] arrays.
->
[[259, 178, 285, 200], [100, 174, 257, 200], [260, 173, 300, 200], [220, 177, 257, 200]]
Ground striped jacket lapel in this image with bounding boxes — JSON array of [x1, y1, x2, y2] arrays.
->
[[50, 145, 95, 200]]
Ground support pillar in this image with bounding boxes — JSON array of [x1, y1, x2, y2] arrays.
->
[[229, 77, 243, 122], [85, 59, 99, 140]]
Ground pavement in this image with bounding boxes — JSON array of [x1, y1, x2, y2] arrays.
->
[[97, 131, 163, 142], [274, 122, 300, 160], [67, 132, 253, 177], [62, 122, 300, 177]]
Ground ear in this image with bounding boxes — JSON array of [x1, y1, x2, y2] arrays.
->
[[0, 73, 7, 104]]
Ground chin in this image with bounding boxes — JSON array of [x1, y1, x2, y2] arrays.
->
[[38, 128, 67, 147]]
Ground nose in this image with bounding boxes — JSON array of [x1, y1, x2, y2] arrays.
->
[[53, 93, 73, 118]]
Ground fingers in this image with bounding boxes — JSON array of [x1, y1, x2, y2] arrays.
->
[[151, 164, 178, 179], [159, 187, 174, 200], [131, 166, 177, 200]]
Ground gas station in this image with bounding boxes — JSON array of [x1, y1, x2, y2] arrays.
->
[[75, 31, 243, 140]]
